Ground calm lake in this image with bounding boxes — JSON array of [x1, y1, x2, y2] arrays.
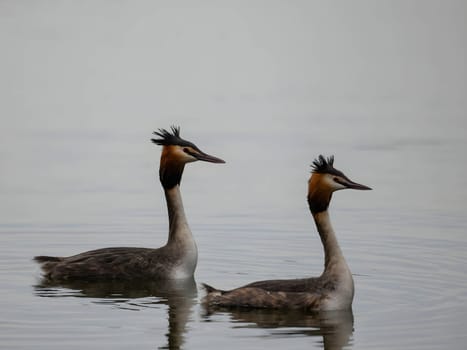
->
[[1, 1, 466, 349]]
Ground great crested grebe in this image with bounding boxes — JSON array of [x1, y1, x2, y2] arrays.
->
[[34, 126, 225, 281], [203, 155, 371, 311]]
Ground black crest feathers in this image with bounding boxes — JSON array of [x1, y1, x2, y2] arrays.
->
[[311, 155, 346, 178], [151, 126, 181, 146], [311, 155, 335, 173], [151, 126, 196, 148]]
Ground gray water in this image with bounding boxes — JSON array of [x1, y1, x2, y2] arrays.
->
[[1, 1, 467, 349]]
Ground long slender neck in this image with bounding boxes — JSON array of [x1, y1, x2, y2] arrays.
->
[[164, 185, 194, 246], [313, 210, 346, 272]]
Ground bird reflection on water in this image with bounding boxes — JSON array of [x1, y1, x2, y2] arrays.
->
[[34, 277, 353, 349], [34, 278, 197, 350], [203, 306, 354, 350]]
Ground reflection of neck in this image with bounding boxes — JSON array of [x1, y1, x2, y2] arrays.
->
[[164, 186, 194, 247], [164, 278, 197, 350], [321, 309, 354, 350], [313, 210, 345, 272]]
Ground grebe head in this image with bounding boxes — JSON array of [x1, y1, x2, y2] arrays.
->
[[152, 126, 225, 188], [308, 155, 371, 213], [152, 126, 225, 164]]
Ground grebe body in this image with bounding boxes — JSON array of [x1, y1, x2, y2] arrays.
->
[[203, 155, 371, 311], [35, 127, 225, 281]]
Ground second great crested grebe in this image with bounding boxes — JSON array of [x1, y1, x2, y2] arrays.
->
[[34, 126, 225, 281], [203, 155, 371, 311]]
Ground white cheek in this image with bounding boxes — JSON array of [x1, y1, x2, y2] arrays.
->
[[183, 154, 197, 163], [322, 175, 346, 191], [174, 148, 197, 163], [334, 183, 347, 191]]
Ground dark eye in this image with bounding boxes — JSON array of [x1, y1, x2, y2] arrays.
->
[[333, 177, 343, 185], [183, 147, 195, 156]]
